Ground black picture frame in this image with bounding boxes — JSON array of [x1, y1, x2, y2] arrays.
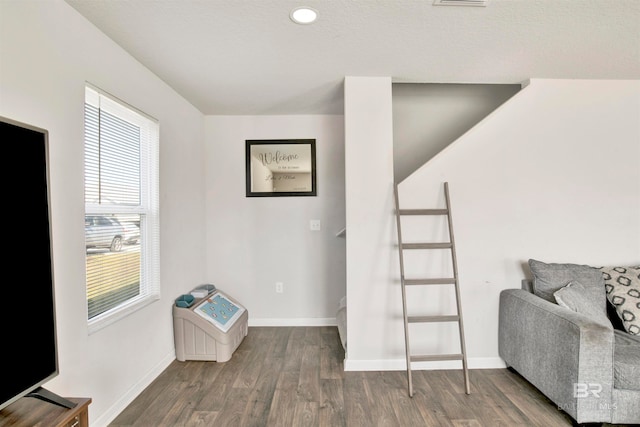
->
[[245, 139, 317, 197]]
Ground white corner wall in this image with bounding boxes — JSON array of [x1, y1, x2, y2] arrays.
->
[[345, 77, 640, 371], [203, 115, 346, 325], [344, 77, 405, 368], [0, 1, 207, 426]]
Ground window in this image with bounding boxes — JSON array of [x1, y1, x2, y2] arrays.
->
[[84, 85, 160, 333]]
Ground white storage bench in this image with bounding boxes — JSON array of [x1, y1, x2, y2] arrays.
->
[[173, 289, 248, 362]]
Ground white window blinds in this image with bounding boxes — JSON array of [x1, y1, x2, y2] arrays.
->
[[84, 86, 160, 333]]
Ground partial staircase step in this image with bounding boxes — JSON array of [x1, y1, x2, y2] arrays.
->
[[394, 181, 470, 397]]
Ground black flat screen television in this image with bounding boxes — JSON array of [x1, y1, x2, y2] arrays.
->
[[0, 117, 74, 411]]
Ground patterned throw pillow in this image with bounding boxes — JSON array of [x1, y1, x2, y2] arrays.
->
[[600, 266, 640, 335]]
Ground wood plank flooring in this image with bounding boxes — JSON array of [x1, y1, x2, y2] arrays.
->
[[109, 327, 631, 427]]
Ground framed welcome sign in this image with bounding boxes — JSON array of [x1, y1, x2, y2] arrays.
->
[[245, 139, 317, 197]]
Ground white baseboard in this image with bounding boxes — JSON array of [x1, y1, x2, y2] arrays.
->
[[468, 357, 507, 369], [249, 317, 337, 327], [91, 351, 176, 427], [344, 357, 506, 371]]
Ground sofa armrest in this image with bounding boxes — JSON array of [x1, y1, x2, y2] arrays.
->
[[499, 288, 615, 423]]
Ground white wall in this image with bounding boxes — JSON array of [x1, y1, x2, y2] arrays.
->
[[345, 76, 640, 371], [0, 1, 207, 425], [204, 115, 346, 325], [344, 77, 402, 367]]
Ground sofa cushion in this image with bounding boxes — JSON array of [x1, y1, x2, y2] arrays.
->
[[614, 329, 640, 391], [528, 259, 607, 315], [554, 281, 611, 327], [601, 266, 640, 336]]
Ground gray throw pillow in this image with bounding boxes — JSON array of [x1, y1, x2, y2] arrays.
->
[[554, 281, 612, 327], [528, 259, 607, 316]]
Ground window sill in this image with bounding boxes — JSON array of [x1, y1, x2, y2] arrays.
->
[[88, 294, 160, 335]]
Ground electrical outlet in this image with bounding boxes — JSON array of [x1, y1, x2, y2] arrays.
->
[[310, 219, 321, 231], [275, 282, 284, 293]]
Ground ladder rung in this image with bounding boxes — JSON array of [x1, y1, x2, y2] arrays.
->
[[402, 243, 452, 250], [399, 209, 448, 216], [404, 278, 456, 285], [408, 315, 460, 323], [410, 354, 464, 363]]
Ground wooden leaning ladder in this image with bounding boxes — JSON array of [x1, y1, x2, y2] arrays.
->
[[393, 181, 470, 397]]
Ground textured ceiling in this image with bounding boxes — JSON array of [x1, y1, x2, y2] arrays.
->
[[64, 0, 640, 115]]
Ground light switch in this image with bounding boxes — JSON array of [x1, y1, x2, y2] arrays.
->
[[310, 220, 321, 231]]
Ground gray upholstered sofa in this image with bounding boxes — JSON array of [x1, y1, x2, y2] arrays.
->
[[498, 259, 640, 424]]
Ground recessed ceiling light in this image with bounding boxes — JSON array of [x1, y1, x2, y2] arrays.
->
[[290, 7, 318, 25]]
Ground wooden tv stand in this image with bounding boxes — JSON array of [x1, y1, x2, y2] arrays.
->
[[0, 396, 91, 427]]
